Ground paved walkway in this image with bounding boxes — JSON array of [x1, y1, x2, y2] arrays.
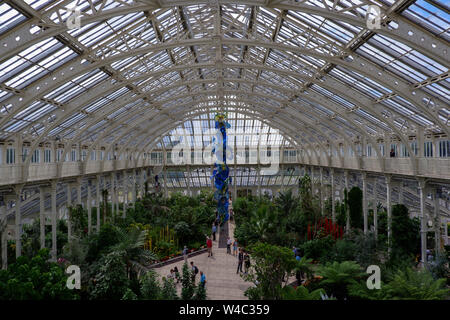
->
[[154, 220, 252, 300]]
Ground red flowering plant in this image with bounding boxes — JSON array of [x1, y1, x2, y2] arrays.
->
[[307, 217, 343, 241]]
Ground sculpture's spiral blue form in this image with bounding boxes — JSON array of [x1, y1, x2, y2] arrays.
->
[[211, 113, 232, 225]]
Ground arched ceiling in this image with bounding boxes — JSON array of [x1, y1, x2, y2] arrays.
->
[[0, 0, 449, 158]]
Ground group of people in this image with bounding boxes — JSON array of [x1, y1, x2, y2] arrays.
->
[[237, 248, 251, 275], [167, 261, 207, 288]]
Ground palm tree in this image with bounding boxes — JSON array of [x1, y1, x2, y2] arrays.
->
[[276, 189, 297, 217], [108, 227, 158, 278]]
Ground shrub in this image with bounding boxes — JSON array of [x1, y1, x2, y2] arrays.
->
[[300, 236, 334, 261], [348, 187, 363, 229]]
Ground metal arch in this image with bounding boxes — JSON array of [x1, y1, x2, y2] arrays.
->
[[2, 37, 446, 138], [107, 107, 312, 168], [135, 108, 309, 166], [66, 76, 384, 165], [9, 58, 422, 149], [99, 97, 326, 166], [97, 93, 352, 169], [81, 91, 343, 167], [17, 76, 409, 180], [134, 109, 311, 167], [1, 0, 447, 66]]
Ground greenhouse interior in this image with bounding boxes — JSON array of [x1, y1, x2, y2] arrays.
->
[[0, 0, 449, 302]]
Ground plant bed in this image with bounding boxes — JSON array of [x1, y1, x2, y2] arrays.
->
[[149, 248, 208, 268]]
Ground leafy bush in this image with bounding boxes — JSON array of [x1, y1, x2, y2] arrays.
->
[[281, 285, 325, 300], [317, 261, 366, 300], [0, 248, 79, 300], [348, 187, 363, 229], [300, 236, 334, 261]]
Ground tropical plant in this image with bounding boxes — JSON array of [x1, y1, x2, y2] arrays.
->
[[161, 277, 179, 300], [140, 270, 161, 299], [0, 248, 79, 300], [317, 261, 366, 300], [243, 242, 298, 300], [181, 262, 195, 300], [281, 285, 325, 300]]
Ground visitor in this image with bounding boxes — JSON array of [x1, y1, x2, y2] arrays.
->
[[244, 252, 251, 274], [183, 245, 189, 263], [206, 236, 213, 257], [237, 248, 244, 274], [232, 239, 238, 256], [174, 266, 180, 283], [168, 269, 175, 279], [212, 224, 217, 241], [390, 148, 395, 157], [199, 271, 206, 288], [227, 237, 232, 254], [190, 261, 199, 283]]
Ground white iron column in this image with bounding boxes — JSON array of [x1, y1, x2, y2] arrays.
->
[[331, 169, 335, 223], [418, 179, 427, 264], [233, 165, 237, 200], [51, 181, 57, 261], [257, 166, 261, 197], [39, 187, 46, 249], [123, 172, 128, 218], [164, 167, 168, 198], [373, 177, 378, 240], [140, 169, 145, 199], [115, 173, 119, 216], [399, 182, 404, 204], [433, 187, 441, 254], [67, 184, 72, 242], [362, 172, 368, 235], [1, 202, 7, 269], [14, 186, 22, 258], [386, 175, 392, 253], [76, 178, 82, 206], [87, 180, 92, 235], [132, 170, 137, 204], [344, 170, 350, 231], [110, 172, 115, 217], [319, 167, 324, 216], [96, 175, 101, 232]]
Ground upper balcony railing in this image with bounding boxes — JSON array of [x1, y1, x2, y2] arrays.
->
[[1, 146, 449, 187]]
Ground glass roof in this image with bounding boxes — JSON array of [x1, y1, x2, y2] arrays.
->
[[0, 0, 448, 151]]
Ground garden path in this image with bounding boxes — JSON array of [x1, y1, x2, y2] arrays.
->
[[154, 220, 252, 300]]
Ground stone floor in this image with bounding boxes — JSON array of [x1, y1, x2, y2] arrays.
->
[[154, 220, 252, 300]]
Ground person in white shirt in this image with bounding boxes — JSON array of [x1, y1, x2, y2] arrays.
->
[[226, 237, 232, 254]]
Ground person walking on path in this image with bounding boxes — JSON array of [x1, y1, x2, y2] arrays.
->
[[199, 271, 206, 288], [244, 252, 251, 274], [212, 224, 217, 241], [206, 236, 213, 257], [237, 248, 244, 274], [174, 266, 180, 283], [226, 237, 232, 254], [190, 261, 198, 284], [232, 239, 238, 256], [183, 245, 189, 263]]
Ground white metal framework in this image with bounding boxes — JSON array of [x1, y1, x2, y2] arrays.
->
[[0, 0, 449, 266]]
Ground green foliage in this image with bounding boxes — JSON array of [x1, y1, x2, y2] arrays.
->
[[140, 270, 161, 299], [317, 261, 366, 300], [390, 204, 420, 259], [349, 267, 449, 300], [181, 262, 195, 300], [0, 248, 78, 300], [243, 242, 298, 300], [281, 285, 325, 300], [348, 187, 363, 229], [122, 288, 138, 300], [161, 277, 179, 300], [89, 251, 129, 300], [193, 283, 207, 300], [300, 236, 335, 261]]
